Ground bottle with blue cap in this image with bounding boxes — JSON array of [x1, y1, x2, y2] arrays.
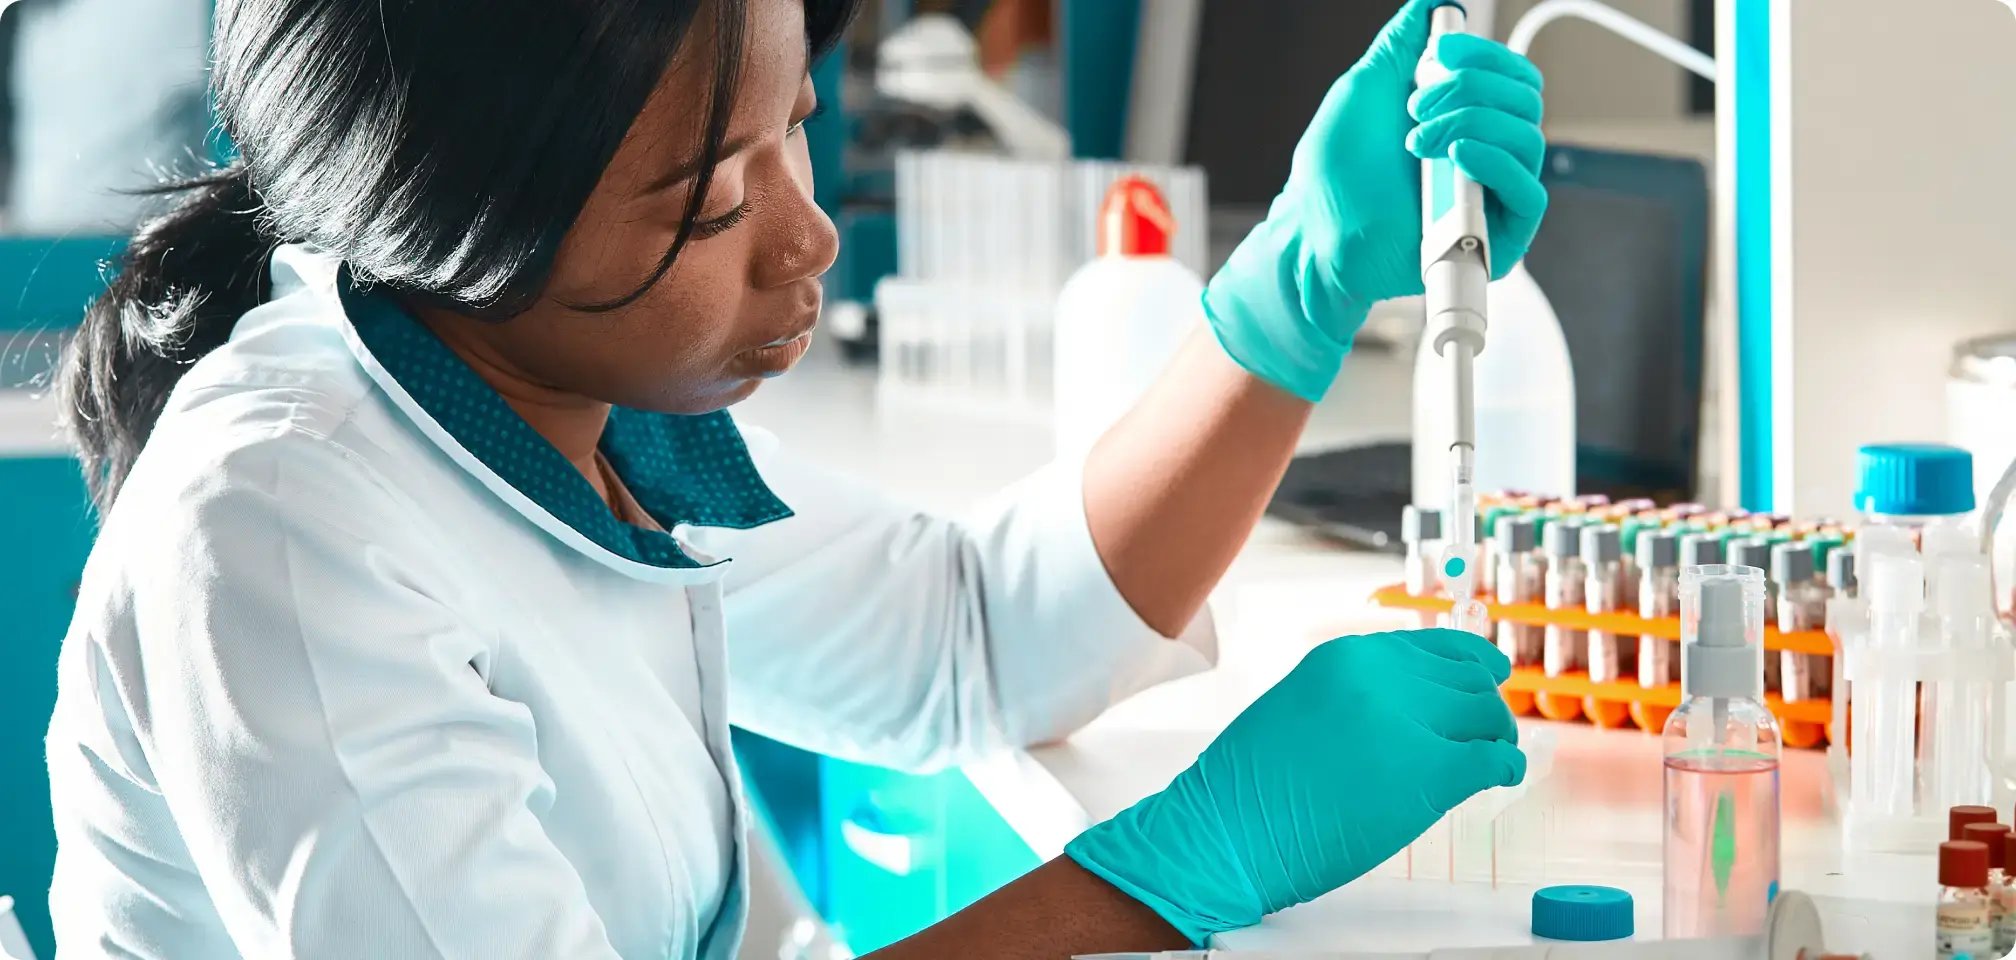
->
[[1662, 564, 1782, 939], [1855, 443, 1976, 542]]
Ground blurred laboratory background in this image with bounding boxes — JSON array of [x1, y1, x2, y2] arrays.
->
[[6, 1, 2016, 958]]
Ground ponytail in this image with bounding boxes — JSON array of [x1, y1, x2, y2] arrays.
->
[[60, 165, 277, 511]]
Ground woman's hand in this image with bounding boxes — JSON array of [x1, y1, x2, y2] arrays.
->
[[1202, 0, 1548, 403], [1065, 628, 1525, 944]]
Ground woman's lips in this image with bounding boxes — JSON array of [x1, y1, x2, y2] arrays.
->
[[736, 330, 813, 378]]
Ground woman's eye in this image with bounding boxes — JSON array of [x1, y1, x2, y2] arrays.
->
[[787, 102, 828, 137], [691, 200, 751, 239]]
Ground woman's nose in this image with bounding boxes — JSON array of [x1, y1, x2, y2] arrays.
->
[[757, 185, 840, 289]]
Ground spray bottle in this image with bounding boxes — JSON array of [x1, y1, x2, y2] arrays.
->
[[1663, 564, 1781, 939]]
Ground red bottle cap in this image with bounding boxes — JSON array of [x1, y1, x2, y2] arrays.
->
[[1942, 840, 1991, 888], [1964, 823, 2012, 870], [2006, 833, 2016, 877], [1096, 176, 1175, 257], [1951, 804, 1998, 841]]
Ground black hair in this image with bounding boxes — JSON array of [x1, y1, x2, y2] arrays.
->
[[61, 0, 859, 510]]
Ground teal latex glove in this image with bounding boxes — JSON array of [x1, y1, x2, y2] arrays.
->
[[1203, 0, 1549, 403], [1064, 628, 1526, 945]]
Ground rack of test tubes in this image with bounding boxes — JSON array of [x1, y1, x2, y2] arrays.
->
[[1834, 525, 2016, 852], [875, 151, 1208, 423], [1381, 494, 1853, 748]]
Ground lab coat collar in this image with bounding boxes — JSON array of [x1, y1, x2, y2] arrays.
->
[[327, 264, 792, 574]]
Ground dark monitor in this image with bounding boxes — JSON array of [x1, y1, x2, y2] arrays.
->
[[1527, 143, 1709, 501], [1177, 2, 1393, 206]]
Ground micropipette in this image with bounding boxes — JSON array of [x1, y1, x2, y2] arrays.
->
[[1420, 5, 1495, 637]]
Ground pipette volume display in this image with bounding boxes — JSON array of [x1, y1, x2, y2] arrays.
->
[[1421, 4, 1494, 637]]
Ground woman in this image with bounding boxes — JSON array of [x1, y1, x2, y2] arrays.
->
[[46, 0, 1548, 956]]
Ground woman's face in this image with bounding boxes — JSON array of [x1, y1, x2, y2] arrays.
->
[[426, 0, 839, 415]]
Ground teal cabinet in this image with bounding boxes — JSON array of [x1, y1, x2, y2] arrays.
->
[[0, 456, 94, 958], [818, 758, 1040, 952]]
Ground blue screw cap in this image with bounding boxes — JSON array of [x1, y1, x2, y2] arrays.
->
[[1531, 885, 1633, 941], [1853, 443, 1975, 516]]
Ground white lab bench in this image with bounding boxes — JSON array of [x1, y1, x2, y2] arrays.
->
[[740, 339, 1939, 957]]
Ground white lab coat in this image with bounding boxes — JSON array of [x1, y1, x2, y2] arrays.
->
[[44, 244, 1216, 960]]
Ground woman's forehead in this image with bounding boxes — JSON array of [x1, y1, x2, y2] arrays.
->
[[607, 0, 809, 192]]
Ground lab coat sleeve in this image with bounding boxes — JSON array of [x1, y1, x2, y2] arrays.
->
[[120, 434, 624, 960], [709, 426, 1217, 773]]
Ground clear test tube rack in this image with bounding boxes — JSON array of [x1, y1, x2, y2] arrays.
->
[[1366, 727, 1561, 888], [1832, 608, 2016, 852], [1370, 585, 1838, 748]]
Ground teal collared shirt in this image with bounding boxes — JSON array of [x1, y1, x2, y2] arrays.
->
[[338, 272, 791, 570]]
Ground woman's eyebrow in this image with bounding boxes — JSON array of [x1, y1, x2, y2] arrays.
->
[[639, 129, 763, 196]]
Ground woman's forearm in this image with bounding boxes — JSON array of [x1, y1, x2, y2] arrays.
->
[[1081, 328, 1314, 637], [866, 857, 1190, 958]]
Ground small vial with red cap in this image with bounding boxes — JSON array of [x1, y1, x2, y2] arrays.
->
[[1939, 840, 1995, 960], [1961, 822, 2014, 951], [2001, 832, 2016, 955], [1952, 805, 1999, 841]]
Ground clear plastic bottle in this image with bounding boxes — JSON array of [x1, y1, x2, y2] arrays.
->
[[1939, 840, 1995, 960], [1663, 565, 1781, 939], [1410, 264, 1576, 508], [1052, 177, 1204, 460], [1854, 443, 1976, 545]]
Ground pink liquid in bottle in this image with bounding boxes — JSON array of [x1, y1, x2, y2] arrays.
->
[[1663, 751, 1781, 938]]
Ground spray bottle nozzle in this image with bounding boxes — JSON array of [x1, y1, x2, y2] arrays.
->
[[1680, 564, 1766, 700]]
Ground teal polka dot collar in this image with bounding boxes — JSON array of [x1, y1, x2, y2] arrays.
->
[[338, 272, 792, 569]]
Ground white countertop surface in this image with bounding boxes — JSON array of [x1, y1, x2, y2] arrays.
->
[[740, 339, 1939, 957], [6, 329, 1933, 955]]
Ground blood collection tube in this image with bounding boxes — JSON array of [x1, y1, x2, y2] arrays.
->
[[1543, 518, 1588, 678], [1825, 548, 1859, 743], [1680, 531, 1725, 569], [1637, 531, 1681, 688], [1496, 516, 1544, 667], [1828, 548, 1858, 599], [1481, 505, 1518, 598], [1773, 541, 1831, 703], [1582, 524, 1631, 683], [1402, 506, 1444, 598], [1619, 516, 1649, 607], [1728, 537, 1781, 692]]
